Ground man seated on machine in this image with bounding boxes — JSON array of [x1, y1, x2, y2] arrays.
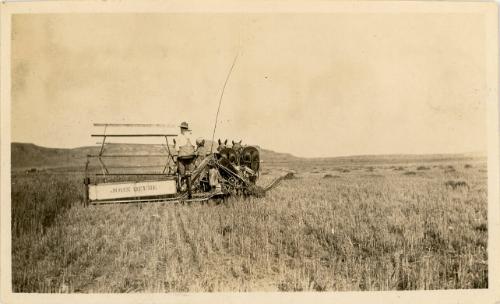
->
[[175, 121, 196, 191], [175, 122, 222, 195]]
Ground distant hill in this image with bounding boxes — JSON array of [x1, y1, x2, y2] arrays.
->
[[12, 143, 90, 169], [11, 142, 299, 170], [11, 142, 485, 171]]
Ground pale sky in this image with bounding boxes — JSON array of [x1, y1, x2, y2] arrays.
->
[[11, 13, 487, 157]]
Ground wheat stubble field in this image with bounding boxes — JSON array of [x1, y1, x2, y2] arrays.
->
[[11, 156, 488, 292]]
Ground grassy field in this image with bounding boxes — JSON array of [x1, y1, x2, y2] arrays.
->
[[11, 158, 488, 292]]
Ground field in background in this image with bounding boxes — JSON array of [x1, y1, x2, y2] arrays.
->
[[11, 155, 488, 292]]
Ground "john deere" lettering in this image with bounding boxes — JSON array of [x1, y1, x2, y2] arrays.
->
[[111, 187, 131, 193], [133, 185, 157, 192]]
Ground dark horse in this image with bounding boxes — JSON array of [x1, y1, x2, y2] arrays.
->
[[217, 139, 238, 165], [217, 139, 260, 170], [217, 139, 260, 181]]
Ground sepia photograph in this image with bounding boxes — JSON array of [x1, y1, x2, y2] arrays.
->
[[0, 1, 499, 303]]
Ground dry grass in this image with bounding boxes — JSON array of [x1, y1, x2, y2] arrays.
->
[[11, 160, 488, 292]]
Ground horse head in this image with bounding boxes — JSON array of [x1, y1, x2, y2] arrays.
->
[[232, 139, 243, 152], [217, 139, 228, 152]]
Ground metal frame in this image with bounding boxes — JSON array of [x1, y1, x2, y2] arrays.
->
[[84, 123, 179, 205]]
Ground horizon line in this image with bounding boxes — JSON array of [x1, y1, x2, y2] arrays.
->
[[10, 141, 487, 160]]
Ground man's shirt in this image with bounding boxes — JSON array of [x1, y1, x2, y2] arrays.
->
[[176, 132, 194, 152]]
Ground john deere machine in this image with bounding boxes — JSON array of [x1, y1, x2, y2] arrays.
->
[[83, 123, 284, 205]]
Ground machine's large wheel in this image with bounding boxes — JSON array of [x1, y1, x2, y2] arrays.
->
[[240, 146, 260, 172]]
